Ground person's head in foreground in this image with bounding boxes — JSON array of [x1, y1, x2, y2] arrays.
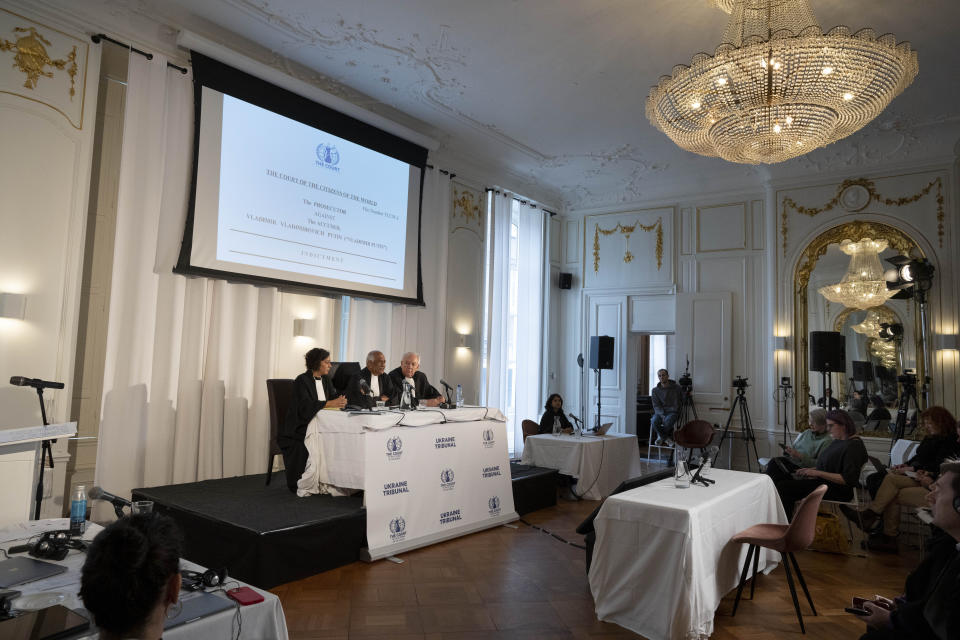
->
[[80, 513, 183, 640], [930, 459, 960, 538]]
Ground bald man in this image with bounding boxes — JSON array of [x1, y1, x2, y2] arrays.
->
[[346, 350, 398, 408], [388, 352, 443, 408]]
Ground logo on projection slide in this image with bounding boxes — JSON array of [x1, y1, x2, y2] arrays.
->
[[386, 436, 403, 461], [488, 496, 501, 516], [315, 143, 341, 172], [440, 468, 456, 491], [388, 516, 406, 541], [481, 429, 495, 448]]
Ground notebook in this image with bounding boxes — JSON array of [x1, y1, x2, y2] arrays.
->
[[0, 557, 68, 588], [163, 590, 236, 630]]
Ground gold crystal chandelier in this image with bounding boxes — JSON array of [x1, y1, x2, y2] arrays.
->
[[818, 238, 897, 309], [646, 0, 918, 164], [851, 309, 883, 336]]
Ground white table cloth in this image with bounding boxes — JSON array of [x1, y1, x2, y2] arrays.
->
[[0, 519, 288, 639], [588, 469, 787, 640], [519, 433, 644, 500], [298, 406, 506, 496]]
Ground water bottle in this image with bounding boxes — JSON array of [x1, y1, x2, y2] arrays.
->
[[700, 456, 712, 478], [553, 416, 561, 435], [456, 384, 463, 409], [70, 485, 87, 535]]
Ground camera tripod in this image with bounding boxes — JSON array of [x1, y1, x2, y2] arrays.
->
[[714, 383, 760, 472], [678, 384, 698, 426], [890, 377, 920, 445]]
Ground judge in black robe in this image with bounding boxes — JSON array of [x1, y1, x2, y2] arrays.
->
[[346, 350, 397, 408], [387, 351, 443, 407]]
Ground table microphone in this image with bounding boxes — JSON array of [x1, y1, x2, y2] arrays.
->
[[89, 486, 132, 510]]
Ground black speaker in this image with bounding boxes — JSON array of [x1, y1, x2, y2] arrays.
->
[[809, 331, 845, 373], [558, 272, 572, 289], [851, 360, 874, 382], [589, 336, 614, 370]]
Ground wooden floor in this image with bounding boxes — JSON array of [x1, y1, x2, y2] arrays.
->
[[270, 491, 919, 639]]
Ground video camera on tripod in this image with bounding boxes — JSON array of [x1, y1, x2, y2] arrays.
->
[[678, 358, 693, 391], [732, 375, 749, 390]]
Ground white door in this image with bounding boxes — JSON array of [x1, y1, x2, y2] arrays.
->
[[676, 292, 733, 416], [583, 293, 628, 433]]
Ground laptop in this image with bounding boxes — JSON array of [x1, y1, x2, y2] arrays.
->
[[0, 604, 90, 639], [0, 557, 68, 588], [163, 590, 236, 630], [583, 422, 614, 437]]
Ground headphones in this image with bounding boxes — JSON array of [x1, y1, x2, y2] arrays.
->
[[181, 567, 228, 590], [8, 530, 87, 561]]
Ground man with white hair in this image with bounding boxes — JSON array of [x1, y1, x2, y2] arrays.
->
[[858, 459, 960, 639], [388, 352, 443, 407], [346, 350, 397, 408]]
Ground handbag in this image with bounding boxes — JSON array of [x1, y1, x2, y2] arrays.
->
[[810, 509, 848, 554]]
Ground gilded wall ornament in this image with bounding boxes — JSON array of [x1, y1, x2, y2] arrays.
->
[[451, 184, 483, 238], [593, 218, 663, 273], [781, 176, 944, 255], [0, 26, 77, 98]]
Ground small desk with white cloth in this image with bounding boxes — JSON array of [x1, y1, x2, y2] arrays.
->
[[519, 432, 644, 500], [588, 469, 787, 640], [0, 519, 288, 639], [299, 407, 519, 560]]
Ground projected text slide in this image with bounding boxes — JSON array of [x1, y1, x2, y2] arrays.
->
[[216, 95, 409, 289]]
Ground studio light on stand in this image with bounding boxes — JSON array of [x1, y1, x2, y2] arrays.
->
[[884, 256, 935, 405]]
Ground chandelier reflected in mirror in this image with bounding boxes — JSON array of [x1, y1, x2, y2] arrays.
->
[[818, 238, 897, 309], [645, 0, 918, 164]]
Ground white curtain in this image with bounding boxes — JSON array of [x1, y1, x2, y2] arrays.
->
[[346, 167, 450, 377], [95, 52, 282, 509], [514, 207, 547, 453], [483, 191, 515, 443]]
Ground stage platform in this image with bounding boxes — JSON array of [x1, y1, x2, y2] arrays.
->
[[133, 462, 559, 589]]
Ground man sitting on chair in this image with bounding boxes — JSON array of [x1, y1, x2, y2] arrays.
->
[[650, 369, 681, 446], [388, 351, 443, 407], [346, 350, 397, 408]]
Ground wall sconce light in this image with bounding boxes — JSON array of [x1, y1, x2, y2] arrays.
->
[[457, 334, 474, 349], [771, 336, 789, 351], [935, 334, 959, 352], [293, 318, 316, 338], [0, 292, 27, 319]]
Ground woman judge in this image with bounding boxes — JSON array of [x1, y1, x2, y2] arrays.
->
[[278, 347, 346, 493]]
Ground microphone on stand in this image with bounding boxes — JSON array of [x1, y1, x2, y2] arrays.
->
[[89, 486, 131, 519], [439, 379, 454, 406], [9, 376, 65, 390], [568, 413, 582, 426]]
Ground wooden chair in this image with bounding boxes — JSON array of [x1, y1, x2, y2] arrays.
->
[[730, 484, 828, 634], [521, 419, 540, 442], [265, 379, 295, 486]]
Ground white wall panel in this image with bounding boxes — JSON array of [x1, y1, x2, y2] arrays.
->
[[697, 203, 747, 253]]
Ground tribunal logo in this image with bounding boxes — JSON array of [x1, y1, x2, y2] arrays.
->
[[488, 496, 501, 516], [386, 436, 403, 461], [439, 508, 462, 525], [388, 516, 406, 542], [315, 143, 341, 172], [440, 468, 456, 491], [481, 428, 495, 448], [481, 465, 502, 479]]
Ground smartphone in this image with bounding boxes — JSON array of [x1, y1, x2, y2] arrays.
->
[[845, 607, 870, 616], [852, 597, 867, 609], [226, 586, 264, 606]]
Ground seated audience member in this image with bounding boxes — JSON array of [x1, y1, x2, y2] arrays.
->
[[772, 409, 867, 519], [278, 347, 347, 492], [539, 393, 574, 434], [80, 513, 183, 640], [867, 395, 892, 422], [817, 387, 840, 410], [858, 460, 960, 639], [387, 351, 443, 407], [346, 350, 397, 408], [650, 369, 681, 446], [764, 408, 831, 481], [850, 389, 869, 416], [843, 406, 960, 552]]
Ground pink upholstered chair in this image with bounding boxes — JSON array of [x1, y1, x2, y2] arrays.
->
[[729, 484, 827, 634]]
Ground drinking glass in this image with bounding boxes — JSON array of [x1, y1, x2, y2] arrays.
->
[[131, 501, 153, 515], [674, 461, 690, 488]]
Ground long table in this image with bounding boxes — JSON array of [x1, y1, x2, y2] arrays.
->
[[519, 432, 643, 500], [588, 469, 787, 640], [0, 519, 288, 639], [300, 407, 519, 560]]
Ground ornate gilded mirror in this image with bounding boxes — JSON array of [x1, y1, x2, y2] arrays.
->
[[793, 221, 924, 435]]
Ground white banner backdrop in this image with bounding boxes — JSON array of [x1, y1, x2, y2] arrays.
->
[[363, 419, 517, 559]]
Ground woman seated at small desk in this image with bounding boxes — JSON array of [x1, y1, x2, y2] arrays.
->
[[80, 513, 183, 640], [772, 409, 867, 519], [539, 393, 574, 434]]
